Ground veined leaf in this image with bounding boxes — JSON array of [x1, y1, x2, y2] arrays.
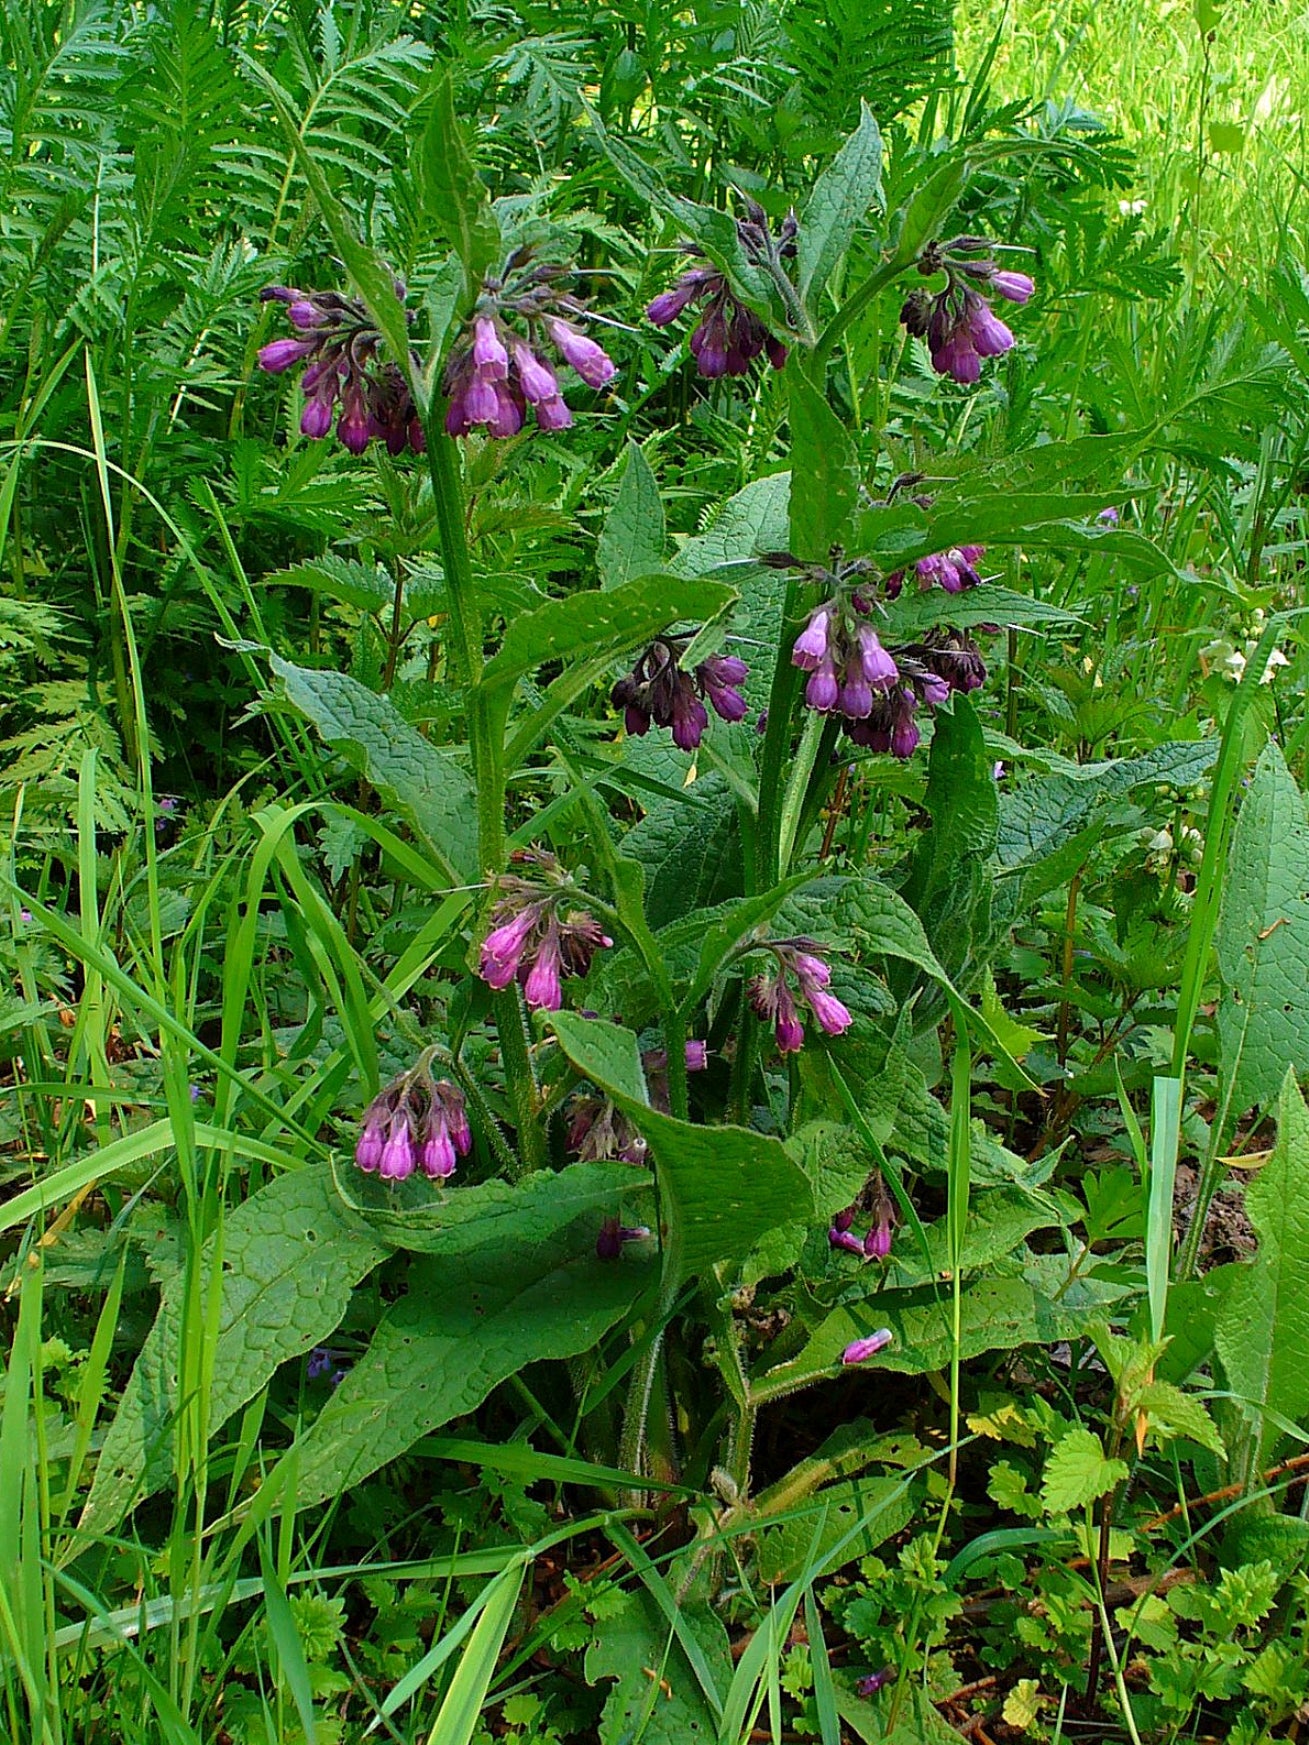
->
[[798, 101, 884, 306], [598, 442, 665, 591], [788, 375, 859, 561], [81, 1169, 389, 1539], [416, 68, 500, 293], [1040, 1427, 1128, 1513]]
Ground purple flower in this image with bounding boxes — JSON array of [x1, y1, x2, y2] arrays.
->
[[842, 1329, 893, 1365], [512, 342, 559, 405], [596, 1218, 651, 1260], [645, 207, 795, 380], [378, 1111, 416, 1181], [258, 336, 315, 374], [805, 985, 854, 1037], [307, 1347, 336, 1381], [685, 1040, 709, 1072], [966, 293, 1015, 358], [856, 626, 898, 688], [855, 1669, 895, 1698], [749, 939, 851, 1054], [523, 921, 564, 1011], [828, 1227, 865, 1256], [533, 394, 573, 432], [545, 318, 617, 388], [479, 905, 540, 990], [792, 607, 832, 671], [805, 662, 840, 712], [613, 637, 750, 752], [476, 850, 613, 1008], [931, 327, 982, 384], [1097, 505, 1120, 526], [355, 1066, 473, 1185], [473, 316, 509, 380], [992, 270, 1035, 304]]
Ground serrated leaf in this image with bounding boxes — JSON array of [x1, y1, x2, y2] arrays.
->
[[788, 375, 859, 561], [268, 554, 445, 621], [337, 1159, 653, 1256], [1134, 1380, 1224, 1455], [1215, 1069, 1309, 1469], [598, 443, 665, 591], [980, 969, 1048, 1060], [1216, 742, 1309, 1118], [880, 583, 1078, 640], [269, 655, 477, 880], [284, 1235, 650, 1510], [548, 1014, 814, 1286], [81, 1170, 389, 1537], [798, 101, 883, 305], [1040, 1427, 1128, 1512], [670, 472, 791, 576]]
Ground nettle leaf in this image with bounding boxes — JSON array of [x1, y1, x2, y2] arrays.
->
[[416, 68, 501, 293], [788, 375, 859, 560], [267, 554, 445, 621], [81, 1169, 389, 1538], [1215, 1069, 1309, 1469], [598, 442, 665, 591], [481, 575, 735, 694], [549, 1014, 814, 1286], [1216, 743, 1309, 1119], [337, 1159, 653, 1256], [269, 655, 477, 881], [1040, 1427, 1129, 1513], [798, 100, 884, 307], [1134, 1381, 1224, 1456], [285, 1235, 652, 1511]]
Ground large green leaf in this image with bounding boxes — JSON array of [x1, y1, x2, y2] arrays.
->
[[81, 1169, 389, 1538], [415, 68, 500, 293], [549, 1013, 815, 1285], [286, 1235, 651, 1510], [1215, 1070, 1309, 1470], [480, 574, 734, 693], [756, 1474, 916, 1584], [1215, 743, 1309, 1118], [338, 1159, 653, 1256], [798, 101, 883, 306], [270, 656, 477, 880], [586, 1590, 732, 1745], [670, 472, 791, 576], [787, 374, 859, 561], [598, 442, 666, 590]]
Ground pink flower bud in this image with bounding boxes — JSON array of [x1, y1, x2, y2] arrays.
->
[[805, 986, 853, 1037], [792, 608, 831, 671], [991, 270, 1035, 304], [378, 1114, 416, 1182], [842, 1329, 892, 1365], [546, 318, 616, 388], [479, 907, 538, 990], [473, 317, 509, 380], [523, 930, 564, 1011], [966, 297, 1014, 358], [258, 337, 314, 373], [513, 342, 559, 404], [857, 626, 898, 688]]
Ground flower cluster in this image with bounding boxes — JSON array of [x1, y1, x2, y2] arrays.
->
[[612, 639, 749, 751], [355, 1062, 472, 1182], [748, 939, 852, 1053], [899, 236, 1034, 384], [569, 1039, 709, 1165], [443, 249, 616, 438], [782, 552, 988, 759], [646, 202, 794, 377], [478, 850, 612, 1011], [884, 542, 985, 599], [827, 1177, 896, 1261], [259, 285, 423, 455]]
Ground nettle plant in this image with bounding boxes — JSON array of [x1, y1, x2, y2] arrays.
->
[[79, 71, 1178, 1729]]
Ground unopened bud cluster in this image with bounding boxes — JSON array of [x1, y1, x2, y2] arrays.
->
[[569, 1039, 709, 1165], [478, 849, 612, 1011], [827, 1176, 896, 1261], [899, 235, 1034, 384]]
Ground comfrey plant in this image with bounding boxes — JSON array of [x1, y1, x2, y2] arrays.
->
[[207, 101, 1097, 1711]]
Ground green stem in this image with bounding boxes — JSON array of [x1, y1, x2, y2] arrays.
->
[[755, 576, 810, 891], [813, 257, 909, 373]]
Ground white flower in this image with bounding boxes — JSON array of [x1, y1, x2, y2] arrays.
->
[[1261, 647, 1289, 684]]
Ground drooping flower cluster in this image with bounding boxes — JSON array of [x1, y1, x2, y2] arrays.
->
[[612, 639, 749, 751], [569, 1039, 709, 1165], [748, 939, 852, 1053], [355, 1060, 472, 1182], [776, 551, 989, 760], [646, 202, 794, 377], [478, 849, 612, 1011], [899, 235, 1034, 384], [443, 249, 616, 438], [258, 285, 423, 455], [827, 1176, 896, 1261], [884, 542, 985, 599]]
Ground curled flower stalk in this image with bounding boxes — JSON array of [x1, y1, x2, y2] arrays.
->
[[612, 638, 749, 752], [646, 201, 796, 377], [442, 247, 616, 438], [898, 235, 1034, 384], [355, 1059, 472, 1183], [259, 284, 423, 455], [476, 848, 612, 1012]]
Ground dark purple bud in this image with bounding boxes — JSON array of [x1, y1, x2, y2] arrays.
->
[[828, 1227, 865, 1256], [258, 337, 314, 374]]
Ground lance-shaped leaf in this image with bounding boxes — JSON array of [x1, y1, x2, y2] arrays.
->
[[81, 1168, 390, 1538], [283, 1235, 651, 1510], [269, 655, 477, 882], [598, 442, 665, 591], [415, 68, 500, 293], [788, 375, 859, 561], [549, 1013, 814, 1285], [1215, 1069, 1309, 1470], [798, 101, 884, 306]]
